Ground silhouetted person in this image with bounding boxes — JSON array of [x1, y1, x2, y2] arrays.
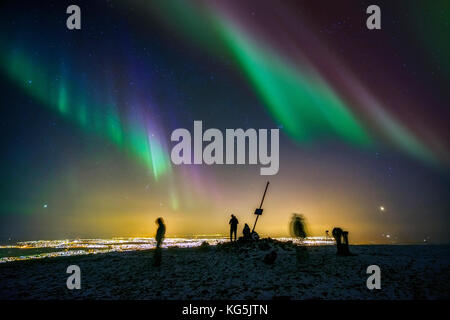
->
[[332, 227, 354, 256], [243, 223, 251, 240], [342, 231, 351, 255], [229, 214, 239, 242], [332, 227, 344, 255], [290, 214, 307, 239], [154, 217, 166, 266]]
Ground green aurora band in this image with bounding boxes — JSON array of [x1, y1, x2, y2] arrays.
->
[[1, 48, 171, 181], [0, 0, 441, 181], [142, 0, 437, 165]]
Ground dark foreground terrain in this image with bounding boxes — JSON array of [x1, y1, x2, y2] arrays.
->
[[0, 241, 449, 299]]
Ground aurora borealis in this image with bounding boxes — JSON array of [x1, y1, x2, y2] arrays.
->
[[0, 0, 449, 243]]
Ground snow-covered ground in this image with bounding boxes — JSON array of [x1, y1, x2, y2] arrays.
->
[[0, 240, 448, 299]]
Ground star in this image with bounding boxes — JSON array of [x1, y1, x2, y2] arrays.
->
[[43, 204, 48, 208]]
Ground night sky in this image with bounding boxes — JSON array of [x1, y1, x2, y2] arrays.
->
[[0, 0, 449, 243]]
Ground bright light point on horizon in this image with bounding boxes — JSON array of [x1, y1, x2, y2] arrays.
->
[[386, 234, 391, 238], [380, 206, 385, 211]]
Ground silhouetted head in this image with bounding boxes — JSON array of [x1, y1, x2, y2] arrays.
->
[[332, 227, 343, 242], [231, 214, 235, 218], [156, 217, 164, 226]]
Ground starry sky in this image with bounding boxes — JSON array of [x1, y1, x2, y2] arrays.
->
[[0, 0, 449, 243]]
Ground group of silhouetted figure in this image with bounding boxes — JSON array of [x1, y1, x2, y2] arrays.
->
[[229, 214, 253, 242], [152, 213, 355, 266], [289, 214, 354, 256]]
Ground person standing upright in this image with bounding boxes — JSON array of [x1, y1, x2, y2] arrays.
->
[[154, 217, 166, 266], [229, 214, 239, 242]]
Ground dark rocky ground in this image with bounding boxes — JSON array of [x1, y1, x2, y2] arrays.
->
[[1, 239, 449, 299]]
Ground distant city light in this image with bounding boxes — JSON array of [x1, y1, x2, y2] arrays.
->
[[0, 236, 335, 263]]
